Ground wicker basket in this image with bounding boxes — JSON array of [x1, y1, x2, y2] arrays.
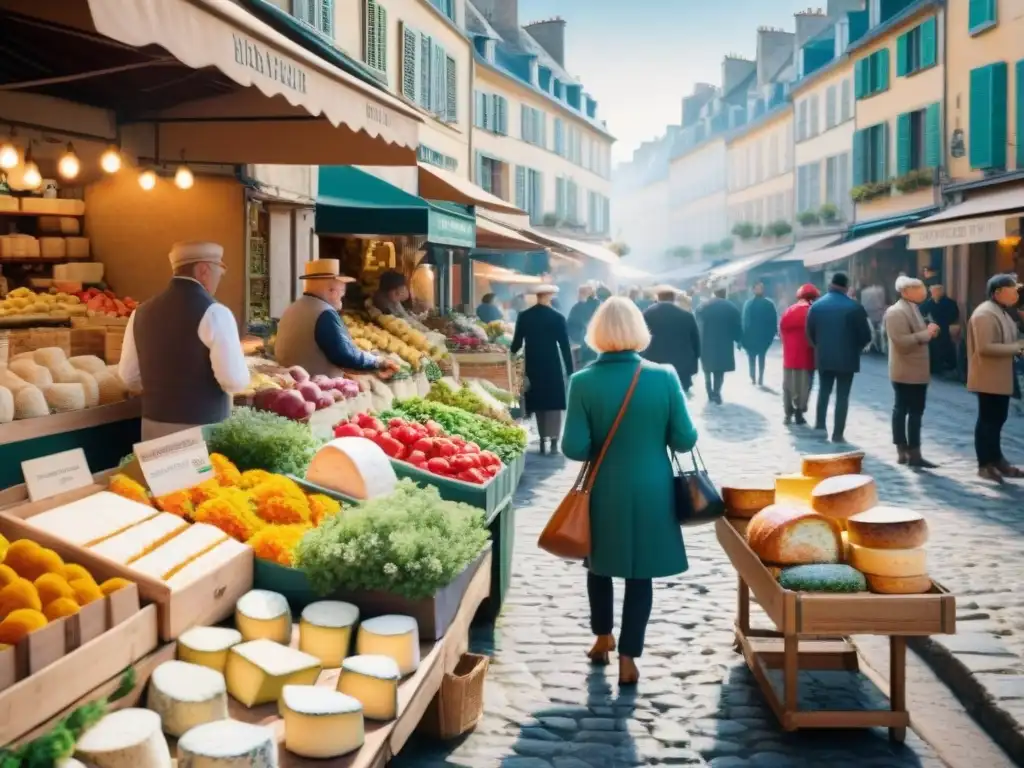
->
[[8, 328, 72, 358], [420, 653, 489, 740]]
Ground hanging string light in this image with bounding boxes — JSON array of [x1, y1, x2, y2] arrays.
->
[[100, 146, 122, 174], [174, 164, 194, 190], [0, 130, 17, 171], [21, 147, 41, 189], [138, 168, 157, 191], [57, 142, 80, 180]]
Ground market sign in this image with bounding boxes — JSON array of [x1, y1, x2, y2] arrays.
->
[[428, 209, 477, 249], [233, 34, 308, 94], [21, 449, 92, 503], [134, 428, 214, 497], [907, 214, 1021, 250]]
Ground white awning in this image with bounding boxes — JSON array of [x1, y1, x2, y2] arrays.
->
[[473, 262, 542, 285], [913, 184, 1024, 224], [774, 235, 843, 262], [803, 227, 906, 268], [612, 263, 652, 279], [706, 248, 790, 283], [419, 164, 525, 215], [527, 233, 620, 265]]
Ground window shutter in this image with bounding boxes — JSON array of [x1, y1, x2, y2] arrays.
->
[[555, 178, 566, 219], [920, 18, 937, 69], [419, 34, 432, 110], [1017, 60, 1024, 169], [876, 122, 890, 181], [970, 62, 1008, 169], [445, 55, 457, 122], [925, 102, 941, 168], [521, 107, 530, 141], [969, 0, 998, 34], [320, 0, 333, 38], [401, 25, 418, 101], [875, 49, 890, 93], [896, 112, 912, 176], [825, 87, 836, 129], [495, 96, 507, 135], [432, 45, 445, 115], [853, 129, 866, 186], [854, 59, 866, 98], [293, 0, 314, 25], [515, 167, 526, 209], [810, 96, 820, 136], [896, 31, 908, 77]]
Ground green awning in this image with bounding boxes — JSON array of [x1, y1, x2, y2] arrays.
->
[[316, 166, 476, 249], [849, 208, 937, 238]]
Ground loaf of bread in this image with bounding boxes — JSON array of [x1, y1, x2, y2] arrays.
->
[[810, 474, 878, 522], [722, 484, 775, 519], [847, 507, 928, 549], [801, 450, 865, 479], [865, 573, 932, 595], [746, 505, 842, 565]]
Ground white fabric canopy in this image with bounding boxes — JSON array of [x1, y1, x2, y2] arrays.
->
[[803, 227, 906, 268]]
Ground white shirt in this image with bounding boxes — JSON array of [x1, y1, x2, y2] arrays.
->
[[118, 278, 250, 396]]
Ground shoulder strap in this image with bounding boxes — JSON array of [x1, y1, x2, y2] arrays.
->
[[583, 363, 643, 491]]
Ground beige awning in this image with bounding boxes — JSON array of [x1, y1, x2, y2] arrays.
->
[[525, 232, 619, 265], [907, 185, 1024, 249], [803, 227, 906, 268], [418, 164, 524, 215], [774, 235, 843, 262], [473, 262, 542, 285], [476, 217, 544, 250]]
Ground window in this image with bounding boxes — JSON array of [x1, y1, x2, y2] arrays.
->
[[401, 24, 457, 122], [587, 191, 610, 235], [476, 154, 506, 198], [428, 0, 454, 21], [896, 17, 937, 77], [825, 86, 836, 129], [418, 145, 458, 172], [768, 134, 779, 178], [554, 119, 565, 156], [515, 167, 543, 224], [797, 99, 809, 141], [970, 62, 1008, 170], [896, 103, 941, 175], [825, 153, 852, 219], [521, 106, 546, 147], [473, 92, 507, 134], [363, 0, 387, 73], [555, 177, 566, 219], [797, 162, 821, 213], [968, 0, 998, 35], [809, 94, 820, 137], [566, 180, 580, 224], [854, 49, 889, 99], [853, 122, 889, 185], [840, 79, 852, 121], [293, 0, 334, 38]]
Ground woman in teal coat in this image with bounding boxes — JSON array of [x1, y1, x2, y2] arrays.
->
[[562, 297, 699, 686]]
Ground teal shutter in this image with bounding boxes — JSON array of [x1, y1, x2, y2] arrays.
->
[[896, 32, 909, 77], [925, 102, 941, 168], [896, 112, 912, 175], [969, 0, 998, 34], [445, 55, 457, 122], [852, 129, 866, 185], [875, 123, 890, 182], [419, 34, 432, 110], [970, 63, 1009, 169], [920, 18, 937, 69], [876, 49, 890, 93], [515, 167, 526, 209], [401, 25, 417, 101], [474, 152, 483, 187], [321, 0, 334, 39], [854, 59, 865, 98], [1017, 60, 1024, 169]]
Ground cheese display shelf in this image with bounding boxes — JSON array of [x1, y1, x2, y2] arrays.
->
[[715, 518, 955, 742]]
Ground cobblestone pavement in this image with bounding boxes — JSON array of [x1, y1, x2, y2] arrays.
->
[[395, 349, 1022, 768]]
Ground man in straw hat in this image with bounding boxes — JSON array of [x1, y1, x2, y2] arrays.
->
[[119, 241, 250, 441], [275, 259, 400, 381], [642, 284, 700, 396]]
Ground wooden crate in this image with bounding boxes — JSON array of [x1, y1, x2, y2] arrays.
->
[[7, 328, 71, 358], [452, 353, 514, 392], [104, 327, 125, 364], [70, 327, 106, 357]]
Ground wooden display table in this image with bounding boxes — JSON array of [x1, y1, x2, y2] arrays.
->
[[716, 519, 956, 742]]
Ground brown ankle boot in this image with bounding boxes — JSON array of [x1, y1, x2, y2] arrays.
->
[[618, 656, 639, 686], [896, 445, 909, 465], [907, 448, 937, 469], [587, 635, 616, 665]]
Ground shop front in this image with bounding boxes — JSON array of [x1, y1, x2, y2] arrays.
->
[[705, 247, 790, 301], [750, 236, 841, 307]]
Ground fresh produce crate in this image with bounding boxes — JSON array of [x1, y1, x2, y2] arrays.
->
[[452, 352, 514, 392], [7, 328, 71, 358], [390, 460, 515, 520], [69, 327, 106, 357]]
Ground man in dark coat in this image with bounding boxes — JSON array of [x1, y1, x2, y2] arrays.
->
[[642, 285, 701, 394], [921, 282, 960, 376], [695, 288, 742, 404], [567, 285, 600, 366], [806, 272, 872, 443], [511, 285, 574, 454], [741, 280, 779, 386]]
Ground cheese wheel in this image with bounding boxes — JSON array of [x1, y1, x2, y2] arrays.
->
[[865, 573, 933, 595], [146, 660, 228, 737], [130, 523, 229, 580], [280, 685, 364, 758], [745, 505, 841, 565], [69, 355, 108, 375], [13, 385, 48, 419], [299, 601, 359, 667], [773, 473, 818, 505], [225, 639, 321, 708], [176, 719, 278, 767], [43, 383, 86, 413], [848, 543, 927, 577], [810, 474, 878, 522], [88, 513, 189, 564], [356, 615, 419, 675], [800, 450, 865, 478], [721, 484, 775, 518], [27, 491, 158, 546], [847, 506, 928, 549], [166, 537, 250, 590], [337, 654, 401, 721], [305, 437, 397, 500], [236, 590, 291, 644], [177, 626, 243, 673], [74, 708, 172, 768]]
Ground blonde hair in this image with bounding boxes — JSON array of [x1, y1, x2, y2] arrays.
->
[[585, 296, 651, 353]]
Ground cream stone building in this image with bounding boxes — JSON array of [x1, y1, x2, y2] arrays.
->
[[726, 108, 795, 245]]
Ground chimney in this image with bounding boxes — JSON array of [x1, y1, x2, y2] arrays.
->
[[756, 27, 795, 87], [471, 0, 519, 39], [722, 56, 756, 95], [524, 17, 566, 67], [826, 0, 866, 18], [794, 8, 831, 46]]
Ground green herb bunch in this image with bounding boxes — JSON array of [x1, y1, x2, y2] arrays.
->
[[423, 358, 443, 382], [382, 398, 527, 461], [480, 381, 516, 405], [295, 480, 489, 599], [207, 407, 323, 476], [425, 381, 511, 423]]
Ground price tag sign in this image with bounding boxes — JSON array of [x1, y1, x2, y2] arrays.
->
[[22, 449, 93, 502], [133, 428, 214, 497]]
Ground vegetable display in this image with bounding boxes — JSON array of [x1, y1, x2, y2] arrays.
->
[[77, 287, 137, 319], [295, 479, 489, 599], [206, 408, 323, 476], [425, 380, 511, 423], [0, 288, 86, 320], [480, 380, 517, 406], [382, 397, 526, 462]]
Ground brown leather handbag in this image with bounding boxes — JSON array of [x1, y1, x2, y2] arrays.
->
[[537, 365, 643, 560]]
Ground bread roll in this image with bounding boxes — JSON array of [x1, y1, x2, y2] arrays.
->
[[801, 450, 865, 478], [722, 484, 775, 518], [847, 506, 928, 549], [746, 505, 842, 565], [810, 474, 877, 522]]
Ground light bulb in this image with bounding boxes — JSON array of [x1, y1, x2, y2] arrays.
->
[[22, 161, 41, 189], [0, 141, 17, 171], [100, 147, 121, 173], [58, 143, 80, 180], [174, 165, 194, 190], [138, 169, 157, 191]]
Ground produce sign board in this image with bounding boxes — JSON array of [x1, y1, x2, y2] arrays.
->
[[133, 428, 214, 497]]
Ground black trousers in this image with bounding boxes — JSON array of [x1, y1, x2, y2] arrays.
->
[[747, 351, 766, 383], [704, 370, 724, 397], [680, 374, 692, 392], [815, 371, 854, 435], [976, 393, 1010, 468], [892, 383, 927, 448], [587, 572, 653, 658]]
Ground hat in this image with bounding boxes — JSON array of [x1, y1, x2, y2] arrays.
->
[[169, 242, 224, 269], [830, 272, 850, 289], [987, 273, 1021, 296], [796, 283, 820, 300], [652, 284, 680, 295], [300, 259, 355, 282], [533, 284, 559, 295]]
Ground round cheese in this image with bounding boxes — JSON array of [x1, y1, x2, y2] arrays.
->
[[356, 615, 419, 676], [847, 506, 928, 549], [146, 660, 228, 737], [299, 601, 359, 668], [176, 719, 277, 767], [75, 708, 172, 768], [178, 626, 243, 673], [865, 573, 933, 595], [280, 685, 364, 758], [721, 485, 775, 518], [848, 543, 927, 578], [801, 450, 865, 478], [773, 474, 819, 505], [304, 438, 397, 500], [338, 654, 401, 721], [235, 589, 291, 644], [810, 474, 878, 522]]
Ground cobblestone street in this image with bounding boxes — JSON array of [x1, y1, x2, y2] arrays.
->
[[396, 349, 1024, 768]]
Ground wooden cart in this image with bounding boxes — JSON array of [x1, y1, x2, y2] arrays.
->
[[715, 518, 956, 742]]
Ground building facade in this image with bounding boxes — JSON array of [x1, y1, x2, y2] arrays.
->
[[669, 136, 729, 256], [611, 133, 676, 268]]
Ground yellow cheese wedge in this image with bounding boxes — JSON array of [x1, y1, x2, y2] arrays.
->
[[87, 513, 189, 564], [865, 573, 932, 595], [280, 685, 364, 758], [773, 473, 818, 505], [299, 601, 359, 668], [337, 654, 401, 721], [146, 660, 228, 738], [356, 615, 419, 675], [177, 626, 243, 673], [225, 639, 321, 708], [129, 523, 228, 580], [305, 438, 398, 500], [26, 492, 158, 546], [848, 543, 927, 578], [176, 719, 277, 766], [165, 537, 250, 589], [235, 590, 292, 644]]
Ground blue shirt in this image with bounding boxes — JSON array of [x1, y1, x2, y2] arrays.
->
[[311, 301, 379, 371]]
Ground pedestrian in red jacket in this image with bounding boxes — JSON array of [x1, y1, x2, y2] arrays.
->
[[779, 284, 820, 424]]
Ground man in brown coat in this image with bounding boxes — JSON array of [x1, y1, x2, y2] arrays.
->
[[967, 274, 1024, 482], [884, 276, 939, 467]]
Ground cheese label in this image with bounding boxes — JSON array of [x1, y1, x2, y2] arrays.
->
[[21, 448, 92, 502], [134, 428, 213, 497]]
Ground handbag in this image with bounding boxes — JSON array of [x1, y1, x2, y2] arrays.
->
[[537, 364, 643, 560], [673, 447, 726, 527]]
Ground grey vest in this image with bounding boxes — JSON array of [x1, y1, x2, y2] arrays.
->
[[133, 278, 231, 425], [275, 294, 344, 378]]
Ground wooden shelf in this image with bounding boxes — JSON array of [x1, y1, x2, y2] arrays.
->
[[0, 210, 84, 218], [0, 257, 91, 264]]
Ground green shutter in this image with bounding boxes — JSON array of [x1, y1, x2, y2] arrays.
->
[[876, 49, 890, 93], [363, 1, 386, 72], [853, 129, 866, 186], [419, 34, 432, 110], [896, 32, 909, 77], [321, 0, 334, 39], [445, 55, 457, 122], [969, 0, 998, 34], [401, 25, 417, 101], [474, 152, 483, 187], [925, 102, 941, 169], [970, 63, 1009, 169], [1017, 60, 1024, 169], [875, 122, 889, 182], [515, 167, 526, 209], [896, 112, 912, 175], [920, 18, 937, 70], [855, 59, 866, 98]]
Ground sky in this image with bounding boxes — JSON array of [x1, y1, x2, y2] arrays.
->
[[517, 0, 818, 166]]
